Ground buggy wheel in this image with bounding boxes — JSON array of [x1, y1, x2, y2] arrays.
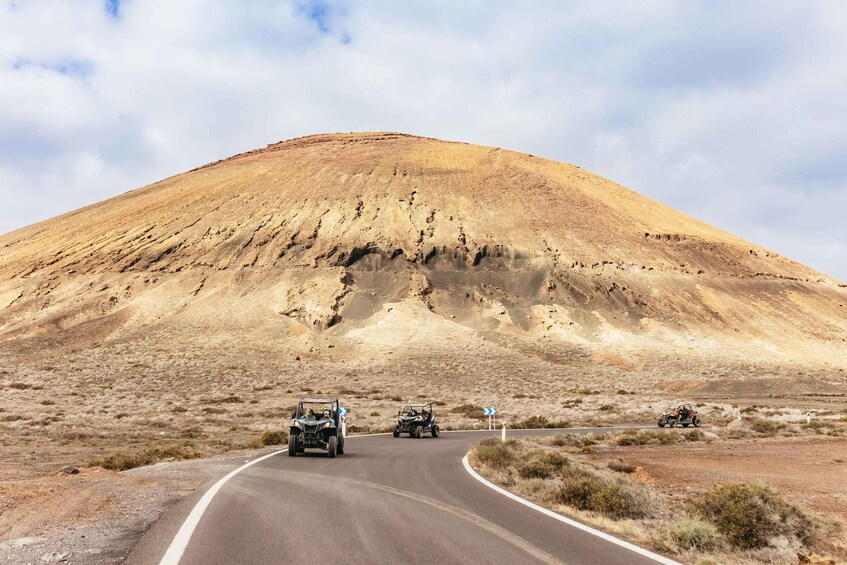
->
[[431, 425, 440, 438], [337, 435, 345, 455], [693, 416, 701, 428], [669, 419, 677, 428], [328, 435, 337, 458], [415, 425, 423, 438], [658, 419, 665, 428], [288, 434, 297, 456], [393, 426, 400, 438]]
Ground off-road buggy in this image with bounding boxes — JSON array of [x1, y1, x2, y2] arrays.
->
[[288, 397, 345, 457], [658, 403, 701, 428], [393, 403, 439, 438]]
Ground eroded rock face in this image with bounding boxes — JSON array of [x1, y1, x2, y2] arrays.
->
[[0, 132, 845, 363]]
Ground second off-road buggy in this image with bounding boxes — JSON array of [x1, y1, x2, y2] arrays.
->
[[288, 397, 345, 458], [658, 403, 701, 428], [394, 403, 440, 438]]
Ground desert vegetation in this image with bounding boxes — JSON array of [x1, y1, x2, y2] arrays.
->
[[469, 434, 843, 564]]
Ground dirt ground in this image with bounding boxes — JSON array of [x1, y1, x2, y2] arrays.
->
[[0, 447, 282, 564], [600, 436, 847, 525]]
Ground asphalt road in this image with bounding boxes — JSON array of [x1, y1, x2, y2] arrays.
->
[[128, 429, 674, 565]]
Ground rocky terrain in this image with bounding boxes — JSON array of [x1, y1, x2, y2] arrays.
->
[[1, 132, 846, 561]]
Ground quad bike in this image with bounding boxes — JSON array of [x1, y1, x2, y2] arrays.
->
[[658, 403, 701, 428]]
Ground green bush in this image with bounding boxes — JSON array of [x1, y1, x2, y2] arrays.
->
[[517, 459, 554, 479], [474, 438, 517, 469], [260, 430, 287, 446], [539, 452, 569, 470], [692, 484, 815, 549], [557, 470, 647, 519], [674, 518, 720, 550]]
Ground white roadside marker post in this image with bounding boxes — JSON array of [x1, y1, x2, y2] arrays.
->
[[501, 424, 506, 442], [339, 407, 348, 437]]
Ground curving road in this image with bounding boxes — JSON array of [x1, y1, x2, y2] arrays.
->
[[128, 429, 676, 565]]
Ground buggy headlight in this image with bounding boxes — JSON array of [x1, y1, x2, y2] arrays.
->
[[293, 420, 301, 428]]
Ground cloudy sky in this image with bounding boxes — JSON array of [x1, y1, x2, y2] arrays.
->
[[1, 1, 846, 279]]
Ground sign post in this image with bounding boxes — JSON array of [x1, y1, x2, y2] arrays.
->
[[339, 407, 348, 437], [483, 407, 498, 430]]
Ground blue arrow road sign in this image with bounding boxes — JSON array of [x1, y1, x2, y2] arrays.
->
[[339, 407, 348, 416], [483, 407, 498, 416]]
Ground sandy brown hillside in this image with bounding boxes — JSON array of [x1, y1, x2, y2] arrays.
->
[[1, 130, 846, 496], [1, 131, 845, 366]]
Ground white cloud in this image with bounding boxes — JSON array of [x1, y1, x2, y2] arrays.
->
[[1, 0, 846, 280]]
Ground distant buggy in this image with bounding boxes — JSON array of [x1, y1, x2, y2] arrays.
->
[[658, 403, 701, 428], [288, 397, 345, 458], [394, 403, 440, 438]]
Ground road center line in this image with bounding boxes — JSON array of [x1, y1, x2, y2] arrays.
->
[[157, 427, 655, 564]]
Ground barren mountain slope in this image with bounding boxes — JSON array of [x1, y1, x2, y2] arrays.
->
[[2, 132, 845, 364]]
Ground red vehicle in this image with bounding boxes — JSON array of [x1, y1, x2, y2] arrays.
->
[[658, 403, 701, 428]]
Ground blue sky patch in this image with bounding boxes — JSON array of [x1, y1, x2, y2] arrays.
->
[[12, 58, 93, 78], [307, 2, 330, 33], [105, 0, 119, 18]]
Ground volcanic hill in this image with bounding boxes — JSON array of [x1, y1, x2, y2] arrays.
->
[[1, 132, 846, 403]]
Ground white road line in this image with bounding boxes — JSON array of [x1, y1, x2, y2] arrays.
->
[[158, 427, 657, 564], [159, 448, 287, 565], [158, 433, 391, 564], [461, 455, 682, 565]]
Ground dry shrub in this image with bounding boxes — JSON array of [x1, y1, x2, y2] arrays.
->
[[450, 404, 483, 416], [518, 459, 555, 479], [691, 484, 816, 550], [547, 433, 599, 448], [557, 468, 648, 520], [260, 430, 288, 446], [747, 417, 784, 436], [684, 429, 705, 442], [474, 437, 517, 469], [513, 416, 571, 429], [89, 444, 200, 471], [674, 518, 721, 551], [617, 430, 680, 446], [203, 395, 244, 404], [607, 460, 636, 474]]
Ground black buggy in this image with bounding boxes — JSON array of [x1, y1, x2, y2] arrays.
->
[[394, 403, 440, 438], [288, 397, 345, 458]]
